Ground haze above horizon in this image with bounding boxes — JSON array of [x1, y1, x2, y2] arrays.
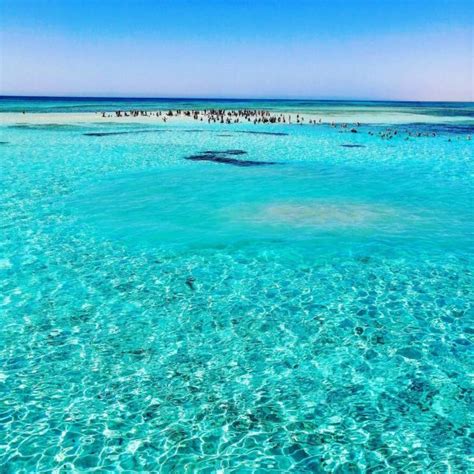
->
[[0, 0, 473, 101]]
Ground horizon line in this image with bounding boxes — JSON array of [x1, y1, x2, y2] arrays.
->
[[0, 94, 472, 105]]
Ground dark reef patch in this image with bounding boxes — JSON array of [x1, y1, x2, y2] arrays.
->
[[203, 149, 247, 156], [84, 129, 164, 137], [237, 131, 289, 137], [84, 128, 209, 136], [8, 123, 78, 131], [185, 150, 277, 167], [84, 131, 130, 136]]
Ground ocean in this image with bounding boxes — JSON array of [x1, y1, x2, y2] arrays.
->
[[0, 97, 473, 471]]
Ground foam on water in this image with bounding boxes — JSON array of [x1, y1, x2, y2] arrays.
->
[[0, 99, 473, 472]]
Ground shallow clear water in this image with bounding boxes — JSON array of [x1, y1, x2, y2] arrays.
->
[[0, 99, 473, 472]]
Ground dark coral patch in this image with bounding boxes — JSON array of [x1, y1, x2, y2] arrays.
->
[[84, 129, 164, 136], [237, 131, 289, 136], [202, 149, 247, 156], [185, 150, 277, 167]]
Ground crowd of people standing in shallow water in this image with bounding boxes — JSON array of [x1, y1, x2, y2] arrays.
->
[[101, 108, 321, 125], [98, 109, 471, 141]]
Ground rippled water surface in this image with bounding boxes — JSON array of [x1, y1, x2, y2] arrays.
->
[[1, 99, 473, 472]]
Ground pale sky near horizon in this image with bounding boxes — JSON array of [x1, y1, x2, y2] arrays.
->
[[0, 0, 473, 101]]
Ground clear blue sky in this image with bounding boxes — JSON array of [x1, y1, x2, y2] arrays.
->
[[0, 0, 472, 100]]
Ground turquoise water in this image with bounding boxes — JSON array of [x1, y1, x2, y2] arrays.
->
[[1, 99, 473, 472], [2, 96, 474, 119]]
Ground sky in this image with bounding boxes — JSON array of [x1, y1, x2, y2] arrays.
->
[[0, 0, 473, 101]]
